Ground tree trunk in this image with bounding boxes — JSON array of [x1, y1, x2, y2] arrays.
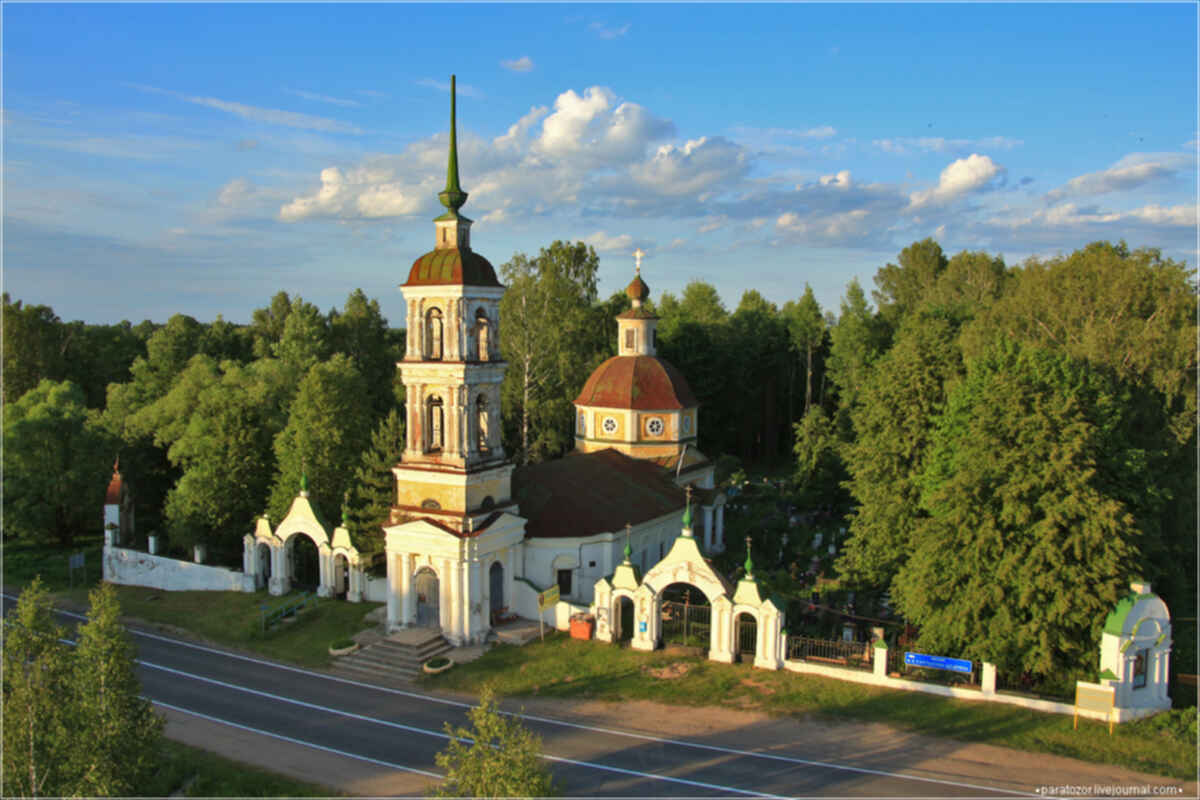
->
[[804, 344, 814, 413], [521, 354, 532, 465]]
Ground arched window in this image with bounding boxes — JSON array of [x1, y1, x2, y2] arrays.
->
[[475, 308, 490, 361], [426, 396, 444, 452], [476, 394, 489, 452], [425, 308, 443, 361]]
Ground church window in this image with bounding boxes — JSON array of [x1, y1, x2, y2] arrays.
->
[[427, 397, 444, 452], [475, 308, 490, 361], [425, 308, 444, 360], [421, 498, 441, 510], [602, 416, 618, 435], [625, 329, 635, 351], [577, 412, 586, 435], [557, 569, 573, 598], [1133, 649, 1148, 689], [682, 414, 692, 435], [481, 496, 495, 511], [646, 417, 664, 436], [476, 394, 489, 451]]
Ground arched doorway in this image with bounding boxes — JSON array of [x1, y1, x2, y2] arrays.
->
[[489, 561, 504, 621], [415, 567, 440, 628], [736, 612, 758, 662], [288, 535, 319, 592], [256, 542, 272, 589], [333, 553, 350, 597], [659, 583, 711, 648], [615, 596, 635, 644]]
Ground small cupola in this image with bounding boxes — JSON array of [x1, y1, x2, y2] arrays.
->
[[616, 249, 658, 356]]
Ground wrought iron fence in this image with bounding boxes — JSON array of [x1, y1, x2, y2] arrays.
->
[[786, 635, 873, 671], [661, 600, 711, 647]]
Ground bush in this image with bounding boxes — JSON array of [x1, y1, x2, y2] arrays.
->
[[330, 638, 356, 651], [426, 656, 451, 669]]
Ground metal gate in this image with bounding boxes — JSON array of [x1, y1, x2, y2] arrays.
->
[[736, 612, 758, 659], [661, 600, 711, 647]]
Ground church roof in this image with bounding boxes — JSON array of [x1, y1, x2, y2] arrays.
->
[[513, 448, 685, 539], [404, 247, 502, 287], [625, 274, 650, 303], [616, 307, 658, 320], [575, 355, 698, 410]]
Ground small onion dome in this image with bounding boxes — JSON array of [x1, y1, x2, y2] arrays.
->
[[104, 469, 123, 505], [405, 248, 501, 287], [625, 274, 650, 303], [575, 355, 698, 410]]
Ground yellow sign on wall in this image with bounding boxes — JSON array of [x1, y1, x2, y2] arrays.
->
[[1074, 681, 1115, 735], [538, 585, 560, 611]]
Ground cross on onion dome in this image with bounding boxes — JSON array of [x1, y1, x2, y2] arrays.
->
[[633, 248, 645, 275]]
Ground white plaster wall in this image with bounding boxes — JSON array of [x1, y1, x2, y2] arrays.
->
[[522, 512, 682, 606], [364, 575, 389, 603], [781, 656, 1158, 723], [103, 545, 244, 592]]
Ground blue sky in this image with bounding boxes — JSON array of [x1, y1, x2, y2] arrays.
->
[[4, 3, 1196, 326]]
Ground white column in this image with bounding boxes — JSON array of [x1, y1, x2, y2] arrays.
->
[[400, 553, 414, 625], [317, 549, 332, 598], [387, 553, 399, 629], [470, 561, 484, 642], [447, 559, 461, 641], [504, 547, 514, 608], [465, 559, 480, 642], [716, 505, 725, 551], [702, 506, 714, 552]]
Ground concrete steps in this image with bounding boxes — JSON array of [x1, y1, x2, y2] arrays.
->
[[331, 628, 452, 684]]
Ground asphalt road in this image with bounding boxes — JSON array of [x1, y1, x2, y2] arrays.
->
[[6, 592, 1175, 798]]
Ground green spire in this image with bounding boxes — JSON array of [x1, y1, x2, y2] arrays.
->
[[623, 523, 633, 562], [743, 536, 754, 577], [341, 491, 350, 528], [681, 485, 693, 530], [438, 74, 468, 216], [300, 472, 308, 493]]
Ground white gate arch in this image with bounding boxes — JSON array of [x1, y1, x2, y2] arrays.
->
[[591, 511, 784, 669], [243, 486, 366, 600]]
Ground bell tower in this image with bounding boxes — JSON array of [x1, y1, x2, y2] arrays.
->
[[393, 75, 514, 533]]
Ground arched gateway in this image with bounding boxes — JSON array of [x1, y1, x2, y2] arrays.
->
[[591, 506, 784, 669]]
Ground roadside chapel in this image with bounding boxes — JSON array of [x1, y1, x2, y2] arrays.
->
[[379, 77, 737, 649]]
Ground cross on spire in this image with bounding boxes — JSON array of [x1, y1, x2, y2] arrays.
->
[[633, 248, 645, 275]]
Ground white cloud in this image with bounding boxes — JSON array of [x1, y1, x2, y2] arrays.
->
[[874, 136, 1022, 155], [279, 164, 424, 222], [128, 83, 362, 134], [909, 154, 1004, 209], [218, 178, 254, 207], [636, 137, 748, 197], [535, 87, 673, 162], [583, 231, 633, 252], [819, 170, 852, 188], [1045, 155, 1187, 200], [986, 201, 1196, 231], [501, 56, 535, 72], [284, 88, 361, 108], [589, 22, 630, 39]]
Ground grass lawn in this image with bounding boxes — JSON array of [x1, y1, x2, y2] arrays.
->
[[2, 534, 105, 593], [58, 583, 383, 668], [421, 631, 1197, 782], [142, 739, 337, 797]]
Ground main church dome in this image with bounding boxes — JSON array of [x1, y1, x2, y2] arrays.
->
[[574, 355, 697, 410]]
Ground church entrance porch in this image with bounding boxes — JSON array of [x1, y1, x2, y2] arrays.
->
[[415, 568, 440, 628]]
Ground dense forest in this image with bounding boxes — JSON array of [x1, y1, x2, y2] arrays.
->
[[4, 237, 1194, 680]]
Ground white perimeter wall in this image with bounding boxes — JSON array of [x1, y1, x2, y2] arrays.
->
[[103, 545, 244, 592]]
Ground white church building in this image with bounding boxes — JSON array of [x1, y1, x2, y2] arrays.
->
[[380, 77, 729, 646]]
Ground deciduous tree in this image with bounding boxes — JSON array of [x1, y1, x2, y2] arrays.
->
[[434, 687, 559, 798]]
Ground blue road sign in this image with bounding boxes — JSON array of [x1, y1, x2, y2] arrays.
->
[[904, 652, 973, 674]]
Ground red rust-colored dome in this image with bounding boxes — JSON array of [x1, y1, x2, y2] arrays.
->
[[404, 248, 501, 287], [574, 355, 698, 410], [625, 274, 650, 303]]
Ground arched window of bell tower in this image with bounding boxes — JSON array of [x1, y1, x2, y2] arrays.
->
[[425, 308, 444, 361], [475, 308, 490, 361], [426, 396, 444, 452], [476, 393, 489, 452]]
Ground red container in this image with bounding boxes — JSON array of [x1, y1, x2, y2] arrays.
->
[[570, 615, 594, 640]]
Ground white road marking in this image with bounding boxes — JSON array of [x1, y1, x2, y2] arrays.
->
[[7, 594, 1033, 797], [152, 700, 444, 779], [143, 660, 793, 799]]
